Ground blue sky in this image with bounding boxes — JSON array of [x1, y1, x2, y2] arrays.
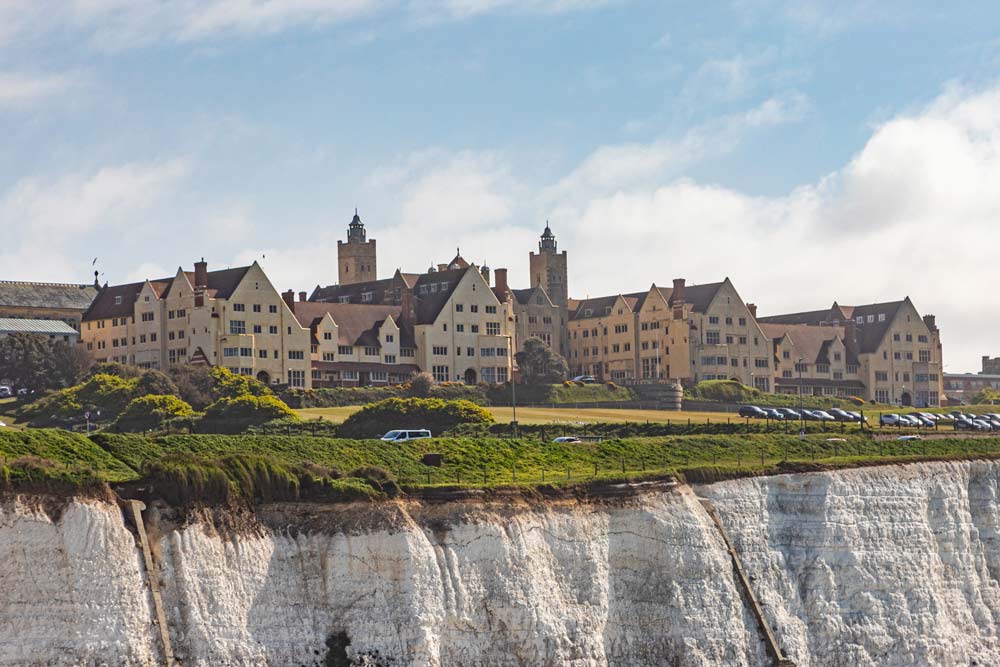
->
[[2, 1, 999, 371]]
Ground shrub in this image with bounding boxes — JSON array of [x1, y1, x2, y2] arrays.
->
[[336, 397, 494, 439], [210, 366, 273, 399], [168, 365, 216, 410], [134, 370, 179, 398], [115, 394, 195, 432], [199, 394, 298, 433], [406, 372, 434, 398], [349, 464, 400, 497]]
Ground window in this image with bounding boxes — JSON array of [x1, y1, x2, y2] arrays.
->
[[230, 320, 246, 334], [782, 370, 793, 378], [709, 316, 719, 324], [834, 352, 841, 361], [906, 333, 913, 342], [725, 317, 733, 325], [114, 296, 122, 305], [168, 331, 175, 341], [324, 332, 332, 340], [470, 324, 480, 333], [269, 325, 278, 335], [361, 292, 374, 303], [240, 347, 252, 357], [150, 333, 157, 342], [875, 371, 888, 382], [794, 362, 808, 372], [233, 303, 245, 312], [918, 335, 928, 343], [288, 370, 306, 388], [168, 310, 175, 319], [875, 389, 890, 403], [269, 304, 278, 313], [486, 305, 497, 314], [252, 304, 261, 313], [919, 350, 931, 362], [878, 313, 886, 322], [815, 364, 830, 373], [385, 334, 394, 343], [893, 333, 900, 341], [847, 364, 859, 374], [432, 365, 450, 382], [738, 317, 747, 326], [322, 352, 335, 361], [726, 335, 734, 344], [612, 344, 620, 353], [338, 345, 353, 355], [867, 315, 874, 323], [364, 347, 378, 356], [288, 350, 305, 360], [894, 352, 901, 360], [833, 371, 843, 380], [259, 350, 269, 359], [141, 312, 154, 322], [486, 322, 500, 336], [400, 348, 415, 357], [614, 324, 628, 334], [253, 325, 262, 334], [706, 331, 720, 345], [456, 324, 465, 332], [384, 355, 396, 364], [782, 350, 790, 359], [755, 358, 769, 369], [223, 347, 239, 357], [455, 304, 464, 313], [432, 346, 448, 355], [470, 305, 479, 313], [139, 334, 146, 343]]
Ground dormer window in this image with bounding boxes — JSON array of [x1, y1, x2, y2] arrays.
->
[[114, 296, 122, 305]]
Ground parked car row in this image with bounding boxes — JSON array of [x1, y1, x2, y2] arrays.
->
[[737, 405, 867, 423], [877, 411, 1000, 431]]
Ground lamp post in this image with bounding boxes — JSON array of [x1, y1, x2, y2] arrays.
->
[[797, 357, 805, 438], [506, 334, 517, 438]]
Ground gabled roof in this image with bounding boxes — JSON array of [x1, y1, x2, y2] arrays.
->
[[681, 281, 725, 313], [0, 281, 98, 311], [0, 318, 80, 335], [759, 298, 910, 355], [83, 265, 254, 321], [413, 267, 472, 324], [447, 250, 469, 270], [310, 277, 397, 305], [292, 302, 409, 348], [759, 322, 856, 365], [511, 285, 556, 308]]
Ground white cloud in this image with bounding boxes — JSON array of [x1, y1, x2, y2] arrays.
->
[[0, 160, 187, 281], [0, 71, 82, 108]]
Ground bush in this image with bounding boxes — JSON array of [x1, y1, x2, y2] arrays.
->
[[349, 464, 400, 497], [115, 394, 195, 432], [336, 397, 494, 439], [134, 371, 179, 398], [199, 394, 298, 433], [407, 372, 434, 398], [210, 367, 273, 400]]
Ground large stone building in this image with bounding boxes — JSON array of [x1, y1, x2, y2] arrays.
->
[[567, 277, 770, 388], [983, 356, 1000, 375], [81, 260, 313, 387], [0, 280, 99, 332], [758, 298, 943, 406], [310, 261, 515, 385], [337, 210, 377, 286], [758, 322, 865, 399]]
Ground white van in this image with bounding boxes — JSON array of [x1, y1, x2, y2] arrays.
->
[[0, 386, 12, 398], [380, 429, 432, 442]]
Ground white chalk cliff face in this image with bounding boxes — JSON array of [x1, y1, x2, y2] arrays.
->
[[3, 460, 1000, 666]]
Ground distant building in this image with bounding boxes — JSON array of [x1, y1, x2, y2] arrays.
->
[[0, 318, 79, 344], [0, 280, 99, 332], [943, 373, 1000, 404], [567, 277, 768, 388], [81, 260, 312, 387], [983, 356, 1000, 375], [758, 298, 943, 406]]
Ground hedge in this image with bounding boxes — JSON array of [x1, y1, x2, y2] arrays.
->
[[336, 397, 495, 439]]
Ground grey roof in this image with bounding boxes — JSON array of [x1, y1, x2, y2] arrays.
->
[[0, 318, 80, 335], [0, 281, 98, 310]]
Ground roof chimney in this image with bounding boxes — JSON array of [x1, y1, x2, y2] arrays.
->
[[671, 278, 686, 304], [495, 268, 509, 296], [437, 263, 448, 273], [299, 291, 307, 302], [194, 258, 208, 288], [923, 314, 937, 332], [400, 286, 415, 327], [747, 303, 758, 319], [282, 289, 295, 310]]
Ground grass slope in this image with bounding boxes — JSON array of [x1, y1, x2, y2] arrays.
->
[[0, 429, 139, 483]]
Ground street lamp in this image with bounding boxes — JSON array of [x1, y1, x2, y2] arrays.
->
[[797, 357, 805, 438], [505, 334, 518, 438]]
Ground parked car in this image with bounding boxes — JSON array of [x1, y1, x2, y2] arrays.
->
[[763, 408, 785, 420], [776, 407, 801, 419], [846, 411, 868, 423], [380, 429, 432, 442], [898, 415, 921, 427], [972, 419, 993, 431], [897, 435, 922, 441], [829, 408, 854, 422], [571, 375, 598, 384], [552, 436, 583, 444], [880, 413, 901, 427], [0, 386, 12, 398], [812, 410, 836, 422], [799, 409, 819, 421], [738, 405, 768, 419], [955, 418, 976, 430], [0, 420, 6, 428]]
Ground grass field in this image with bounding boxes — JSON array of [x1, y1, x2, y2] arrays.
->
[[297, 405, 750, 426]]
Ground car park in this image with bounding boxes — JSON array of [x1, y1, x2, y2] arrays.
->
[[552, 436, 583, 444], [380, 429, 432, 442], [738, 405, 768, 419]]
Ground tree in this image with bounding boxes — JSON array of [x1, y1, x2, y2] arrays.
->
[[0, 333, 92, 392], [406, 372, 434, 397], [134, 370, 179, 398], [514, 337, 568, 385]]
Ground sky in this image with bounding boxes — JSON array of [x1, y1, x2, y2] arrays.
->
[[1, 1, 998, 372]]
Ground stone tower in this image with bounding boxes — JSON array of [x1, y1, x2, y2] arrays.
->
[[337, 209, 377, 285], [529, 222, 568, 308], [529, 222, 569, 356]]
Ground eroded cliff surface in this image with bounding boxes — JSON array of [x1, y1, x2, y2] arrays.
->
[[4, 460, 1000, 666]]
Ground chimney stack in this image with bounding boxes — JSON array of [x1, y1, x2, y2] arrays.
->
[[194, 258, 208, 288], [747, 303, 758, 319], [299, 291, 308, 302], [923, 314, 937, 332], [671, 278, 686, 304], [437, 263, 448, 273], [282, 289, 295, 310], [400, 287, 415, 327], [495, 268, 509, 296]]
